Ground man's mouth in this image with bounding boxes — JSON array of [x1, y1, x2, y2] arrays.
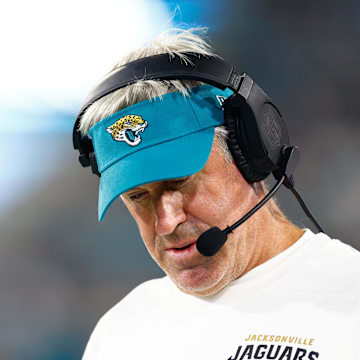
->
[[174, 243, 193, 250], [166, 242, 198, 261], [168, 239, 196, 251]]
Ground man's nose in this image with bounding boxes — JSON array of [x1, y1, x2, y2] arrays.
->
[[154, 190, 186, 236]]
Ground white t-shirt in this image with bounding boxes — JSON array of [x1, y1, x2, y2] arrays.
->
[[82, 229, 360, 359]]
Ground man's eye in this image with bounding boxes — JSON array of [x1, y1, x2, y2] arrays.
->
[[129, 192, 147, 202]]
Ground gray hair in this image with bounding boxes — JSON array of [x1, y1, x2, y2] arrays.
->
[[79, 27, 280, 204], [80, 27, 214, 135], [79, 27, 234, 161]]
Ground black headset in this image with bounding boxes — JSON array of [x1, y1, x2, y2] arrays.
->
[[73, 52, 324, 235]]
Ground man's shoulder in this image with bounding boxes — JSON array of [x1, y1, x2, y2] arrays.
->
[[317, 232, 360, 268], [98, 275, 172, 326], [81, 276, 174, 358], [278, 231, 360, 297]]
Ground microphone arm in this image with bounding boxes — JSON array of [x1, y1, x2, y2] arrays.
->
[[196, 146, 324, 257], [223, 175, 285, 235], [196, 175, 285, 257]]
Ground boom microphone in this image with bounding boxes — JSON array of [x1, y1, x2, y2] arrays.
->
[[196, 146, 324, 257], [196, 175, 285, 256]]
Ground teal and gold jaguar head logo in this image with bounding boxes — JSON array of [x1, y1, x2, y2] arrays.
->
[[106, 114, 148, 147]]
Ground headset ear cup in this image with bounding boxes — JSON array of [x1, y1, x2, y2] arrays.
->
[[224, 105, 268, 183]]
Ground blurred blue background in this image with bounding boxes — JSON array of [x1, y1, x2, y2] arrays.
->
[[1, 0, 359, 359]]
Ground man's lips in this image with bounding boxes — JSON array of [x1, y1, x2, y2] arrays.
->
[[166, 240, 197, 250], [165, 240, 199, 262]]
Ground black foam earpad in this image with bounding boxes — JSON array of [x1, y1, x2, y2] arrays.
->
[[224, 101, 269, 183]]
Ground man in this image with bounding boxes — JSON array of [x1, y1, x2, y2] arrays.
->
[[76, 28, 360, 359]]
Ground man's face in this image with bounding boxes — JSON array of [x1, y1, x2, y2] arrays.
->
[[121, 140, 261, 296]]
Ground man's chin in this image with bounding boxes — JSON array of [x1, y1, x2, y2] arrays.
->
[[169, 265, 228, 297]]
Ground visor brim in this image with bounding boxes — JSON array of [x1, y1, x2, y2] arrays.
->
[[98, 127, 216, 221]]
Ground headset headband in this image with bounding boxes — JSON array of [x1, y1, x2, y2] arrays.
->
[[73, 53, 247, 169], [76, 53, 242, 121]]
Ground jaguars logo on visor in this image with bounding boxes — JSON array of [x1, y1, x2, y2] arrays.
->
[[106, 114, 148, 147]]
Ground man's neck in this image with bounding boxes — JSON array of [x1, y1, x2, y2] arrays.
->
[[248, 211, 305, 274]]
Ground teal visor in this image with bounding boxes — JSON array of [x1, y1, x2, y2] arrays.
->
[[88, 84, 233, 221]]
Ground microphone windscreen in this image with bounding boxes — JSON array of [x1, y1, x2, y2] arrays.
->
[[196, 227, 228, 257]]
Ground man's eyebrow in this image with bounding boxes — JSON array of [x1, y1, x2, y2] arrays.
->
[[122, 187, 142, 195], [121, 176, 192, 197]]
